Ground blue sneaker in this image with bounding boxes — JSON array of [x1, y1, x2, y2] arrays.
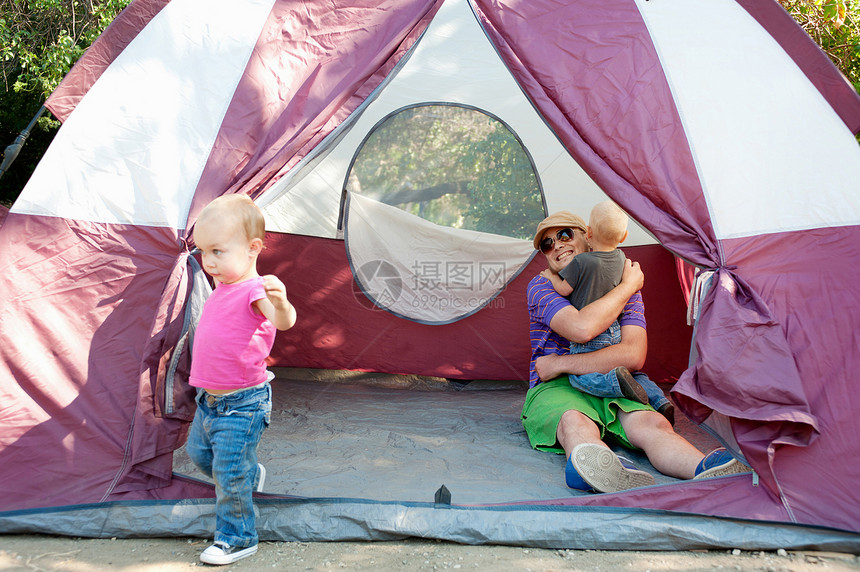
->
[[565, 455, 592, 490], [693, 448, 750, 480], [566, 444, 655, 493]]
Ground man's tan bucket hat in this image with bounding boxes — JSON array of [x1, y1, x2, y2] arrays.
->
[[532, 211, 587, 250]]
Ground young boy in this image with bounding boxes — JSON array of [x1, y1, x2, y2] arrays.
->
[[186, 194, 297, 565], [542, 200, 673, 422]]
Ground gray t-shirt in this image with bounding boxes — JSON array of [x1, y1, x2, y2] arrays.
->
[[558, 249, 626, 310]]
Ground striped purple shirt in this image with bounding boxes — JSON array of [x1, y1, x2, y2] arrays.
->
[[527, 275, 646, 388]]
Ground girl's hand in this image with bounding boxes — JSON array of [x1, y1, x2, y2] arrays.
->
[[261, 275, 288, 307], [255, 275, 297, 330]]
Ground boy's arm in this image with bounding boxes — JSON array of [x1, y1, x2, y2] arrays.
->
[[535, 324, 647, 381], [254, 275, 297, 331], [539, 269, 573, 296], [547, 259, 643, 344]]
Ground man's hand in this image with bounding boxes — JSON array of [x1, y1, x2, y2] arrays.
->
[[536, 325, 647, 380], [621, 259, 644, 291], [535, 354, 567, 382]]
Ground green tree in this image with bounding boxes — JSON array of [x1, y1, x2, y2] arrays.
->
[[0, 0, 130, 205], [349, 105, 544, 240], [778, 0, 860, 92]]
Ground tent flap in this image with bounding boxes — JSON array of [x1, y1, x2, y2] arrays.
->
[[345, 193, 535, 324], [673, 268, 817, 438], [45, 0, 172, 122]]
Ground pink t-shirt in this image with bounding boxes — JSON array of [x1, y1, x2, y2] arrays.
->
[[190, 277, 276, 391]]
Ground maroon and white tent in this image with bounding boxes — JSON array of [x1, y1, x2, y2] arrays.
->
[[2, 0, 859, 549]]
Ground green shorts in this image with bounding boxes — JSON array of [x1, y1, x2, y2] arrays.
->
[[521, 376, 653, 454]]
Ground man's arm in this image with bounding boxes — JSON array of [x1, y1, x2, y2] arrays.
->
[[534, 324, 647, 381], [547, 259, 643, 344]]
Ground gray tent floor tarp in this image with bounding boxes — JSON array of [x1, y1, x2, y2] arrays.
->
[[175, 368, 719, 503], [2, 368, 859, 552]]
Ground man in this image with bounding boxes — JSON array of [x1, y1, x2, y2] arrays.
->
[[523, 211, 747, 493]]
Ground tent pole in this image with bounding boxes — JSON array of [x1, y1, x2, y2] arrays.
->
[[0, 105, 47, 182]]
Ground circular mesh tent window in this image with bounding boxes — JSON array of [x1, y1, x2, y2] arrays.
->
[[345, 104, 544, 241], [342, 104, 541, 324]]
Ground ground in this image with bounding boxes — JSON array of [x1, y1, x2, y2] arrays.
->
[[1, 536, 859, 572]]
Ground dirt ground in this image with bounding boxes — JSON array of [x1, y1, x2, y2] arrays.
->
[[1, 535, 859, 572]]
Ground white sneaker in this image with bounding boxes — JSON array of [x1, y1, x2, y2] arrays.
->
[[570, 443, 655, 493], [200, 541, 257, 565], [256, 463, 266, 493]]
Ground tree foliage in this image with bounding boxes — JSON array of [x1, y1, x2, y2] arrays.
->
[[1, 0, 129, 98], [777, 0, 860, 92], [0, 0, 130, 204], [348, 105, 544, 240]]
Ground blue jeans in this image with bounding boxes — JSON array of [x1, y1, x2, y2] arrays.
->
[[186, 382, 271, 548], [567, 322, 669, 410], [632, 371, 670, 411]]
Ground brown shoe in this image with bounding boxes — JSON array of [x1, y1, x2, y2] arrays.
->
[[657, 402, 675, 426], [614, 367, 648, 405]]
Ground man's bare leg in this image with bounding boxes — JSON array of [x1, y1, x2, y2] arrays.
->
[[556, 409, 655, 492], [620, 409, 702, 479], [556, 409, 604, 456]]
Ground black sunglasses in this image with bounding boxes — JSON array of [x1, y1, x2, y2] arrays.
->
[[539, 227, 575, 254]]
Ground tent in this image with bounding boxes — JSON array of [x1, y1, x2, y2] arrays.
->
[[2, 0, 860, 550]]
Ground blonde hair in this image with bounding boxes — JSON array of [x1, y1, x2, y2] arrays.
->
[[589, 200, 628, 246], [198, 194, 266, 241]]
